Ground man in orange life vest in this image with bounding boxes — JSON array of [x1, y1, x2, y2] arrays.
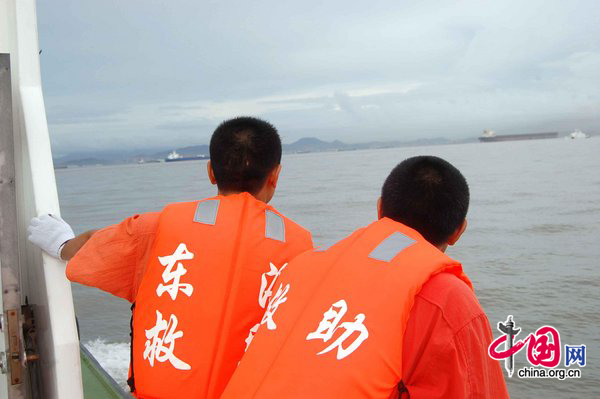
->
[[222, 156, 509, 399], [27, 117, 313, 399]]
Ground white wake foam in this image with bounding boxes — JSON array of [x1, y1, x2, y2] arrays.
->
[[84, 339, 131, 388]]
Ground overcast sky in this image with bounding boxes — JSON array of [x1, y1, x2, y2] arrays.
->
[[37, 0, 600, 154]]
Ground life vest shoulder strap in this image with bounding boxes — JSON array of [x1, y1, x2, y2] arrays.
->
[[192, 198, 220, 225], [265, 209, 286, 242], [368, 231, 417, 262], [162, 198, 289, 243]]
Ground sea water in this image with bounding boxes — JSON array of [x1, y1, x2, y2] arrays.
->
[[56, 138, 600, 397]]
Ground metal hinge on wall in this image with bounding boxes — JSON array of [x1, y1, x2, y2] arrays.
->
[[4, 303, 39, 385], [0, 313, 5, 373], [7, 308, 22, 384]]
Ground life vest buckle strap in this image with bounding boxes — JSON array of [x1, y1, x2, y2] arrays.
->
[[398, 380, 410, 398], [128, 302, 136, 393], [368, 232, 415, 262]]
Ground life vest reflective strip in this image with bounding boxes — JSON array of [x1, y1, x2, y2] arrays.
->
[[130, 193, 311, 399], [222, 217, 471, 399]]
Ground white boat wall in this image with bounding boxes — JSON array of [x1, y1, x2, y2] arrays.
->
[[0, 0, 83, 398]]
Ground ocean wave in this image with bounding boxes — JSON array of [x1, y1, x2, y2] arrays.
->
[[524, 223, 580, 234], [84, 339, 130, 388], [556, 207, 600, 216]]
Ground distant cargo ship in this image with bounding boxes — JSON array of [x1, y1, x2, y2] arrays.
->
[[567, 129, 589, 139], [165, 150, 209, 162], [478, 130, 558, 143]]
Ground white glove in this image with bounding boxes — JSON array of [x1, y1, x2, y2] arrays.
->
[[27, 214, 75, 260]]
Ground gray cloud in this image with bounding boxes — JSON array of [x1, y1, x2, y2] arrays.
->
[[156, 119, 214, 131], [37, 0, 600, 153]]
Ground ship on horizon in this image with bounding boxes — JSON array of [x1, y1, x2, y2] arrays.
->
[[478, 130, 558, 143], [567, 129, 590, 139], [165, 150, 209, 162]]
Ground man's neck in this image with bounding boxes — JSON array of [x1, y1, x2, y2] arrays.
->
[[217, 190, 268, 203], [377, 216, 449, 253], [436, 243, 448, 253]]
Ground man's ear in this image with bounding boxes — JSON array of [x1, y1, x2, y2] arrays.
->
[[377, 197, 383, 219], [207, 160, 217, 185], [448, 219, 467, 246], [268, 164, 282, 188]]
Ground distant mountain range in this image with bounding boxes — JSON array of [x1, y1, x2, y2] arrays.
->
[[53, 136, 476, 167]]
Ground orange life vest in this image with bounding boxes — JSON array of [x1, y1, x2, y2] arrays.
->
[[221, 217, 472, 399], [130, 193, 312, 399]]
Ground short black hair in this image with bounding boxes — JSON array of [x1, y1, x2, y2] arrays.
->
[[209, 117, 282, 194], [381, 156, 469, 246]]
